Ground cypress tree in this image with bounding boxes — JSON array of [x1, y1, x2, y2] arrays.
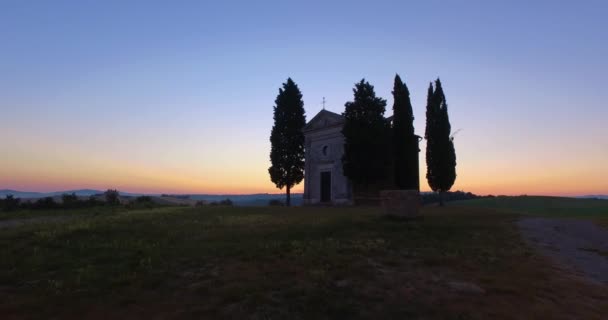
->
[[425, 82, 438, 194], [342, 79, 391, 190], [268, 78, 306, 206], [392, 74, 420, 190], [425, 78, 457, 206]]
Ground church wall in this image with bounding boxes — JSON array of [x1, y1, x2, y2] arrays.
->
[[303, 126, 352, 205]]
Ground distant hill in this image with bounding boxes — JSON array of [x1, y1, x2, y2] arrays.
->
[[188, 193, 303, 206], [0, 189, 302, 206], [0, 189, 107, 198], [577, 195, 608, 200]]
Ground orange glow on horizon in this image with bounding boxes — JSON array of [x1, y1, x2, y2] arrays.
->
[[2, 135, 606, 196]]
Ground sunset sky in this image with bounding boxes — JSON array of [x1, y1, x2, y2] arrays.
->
[[1, 1, 607, 196]]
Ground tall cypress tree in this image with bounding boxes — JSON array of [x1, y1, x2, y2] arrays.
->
[[342, 79, 391, 190], [392, 74, 420, 190], [268, 78, 306, 206], [425, 78, 457, 206], [425, 82, 439, 194]]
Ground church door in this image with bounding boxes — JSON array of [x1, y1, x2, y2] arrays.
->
[[320, 171, 331, 202]]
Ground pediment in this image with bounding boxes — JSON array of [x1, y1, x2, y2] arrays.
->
[[303, 109, 345, 132]]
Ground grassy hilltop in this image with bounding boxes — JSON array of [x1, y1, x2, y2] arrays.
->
[[1, 198, 607, 318]]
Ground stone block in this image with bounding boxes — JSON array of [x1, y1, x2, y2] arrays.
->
[[380, 190, 421, 217]]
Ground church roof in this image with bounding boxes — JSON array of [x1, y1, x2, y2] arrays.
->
[[303, 109, 345, 133], [303, 109, 400, 133]]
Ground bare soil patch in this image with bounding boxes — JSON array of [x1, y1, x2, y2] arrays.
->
[[518, 217, 608, 284]]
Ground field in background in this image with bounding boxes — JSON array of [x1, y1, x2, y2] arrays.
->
[[1, 203, 607, 319], [459, 196, 608, 228], [457, 196, 608, 217]]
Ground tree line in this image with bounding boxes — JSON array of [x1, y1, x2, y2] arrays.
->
[[0, 189, 153, 212], [269, 75, 457, 206]]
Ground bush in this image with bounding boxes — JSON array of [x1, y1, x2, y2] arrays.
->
[[268, 199, 284, 206], [104, 189, 120, 206], [195, 201, 206, 207]]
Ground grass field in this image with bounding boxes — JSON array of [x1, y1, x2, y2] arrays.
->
[[459, 196, 608, 228], [0, 207, 115, 222], [1, 201, 607, 319], [458, 196, 608, 217]]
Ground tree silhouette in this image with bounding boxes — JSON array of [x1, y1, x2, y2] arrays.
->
[[425, 79, 457, 205], [342, 79, 391, 188], [104, 189, 120, 206], [1, 195, 20, 211], [61, 193, 78, 208], [268, 78, 306, 206], [391, 74, 420, 190]]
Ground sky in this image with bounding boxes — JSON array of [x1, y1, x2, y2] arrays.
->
[[1, 0, 607, 196]]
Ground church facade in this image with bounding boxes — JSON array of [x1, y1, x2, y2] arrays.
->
[[302, 110, 353, 205]]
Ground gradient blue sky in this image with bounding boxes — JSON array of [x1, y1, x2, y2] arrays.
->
[[1, 0, 607, 195]]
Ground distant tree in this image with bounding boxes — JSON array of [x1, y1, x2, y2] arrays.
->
[[268, 78, 306, 206], [125, 195, 155, 209], [420, 190, 478, 205], [86, 196, 104, 207], [2, 195, 20, 211], [34, 197, 57, 210], [135, 196, 152, 203], [425, 79, 457, 206], [61, 193, 78, 208], [342, 79, 391, 188], [104, 189, 120, 206], [219, 198, 233, 206], [391, 74, 420, 190]]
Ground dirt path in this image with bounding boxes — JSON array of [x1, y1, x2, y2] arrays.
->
[[0, 216, 73, 229], [518, 217, 608, 284]]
